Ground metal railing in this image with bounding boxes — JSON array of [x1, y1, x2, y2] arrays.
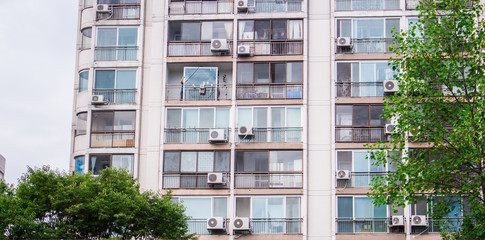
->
[[337, 218, 388, 233], [168, 41, 233, 56], [90, 132, 135, 148], [164, 128, 228, 143], [251, 218, 302, 234], [337, 38, 394, 53], [429, 218, 463, 233], [336, 172, 387, 188], [169, 0, 233, 14], [96, 5, 140, 20], [162, 173, 229, 189], [336, 82, 384, 97], [187, 219, 211, 234], [93, 89, 136, 103], [237, 41, 303, 56], [95, 46, 138, 61], [336, 127, 386, 142], [237, 84, 302, 99], [165, 84, 232, 101], [235, 173, 303, 188], [238, 127, 303, 143], [247, 0, 303, 12], [336, 0, 400, 10]]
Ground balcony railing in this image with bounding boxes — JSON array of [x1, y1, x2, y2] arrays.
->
[[187, 219, 211, 234], [237, 84, 302, 100], [251, 218, 303, 234], [169, 0, 233, 14], [165, 84, 232, 101], [95, 46, 138, 61], [336, 0, 400, 10], [164, 128, 228, 143], [429, 218, 463, 233], [336, 172, 388, 187], [336, 82, 384, 97], [163, 173, 229, 189], [337, 38, 393, 53], [336, 127, 386, 143], [235, 173, 303, 188], [168, 41, 233, 56], [93, 89, 136, 103], [337, 218, 388, 233], [90, 132, 135, 148], [96, 5, 140, 20], [238, 127, 303, 143], [237, 41, 303, 56], [248, 0, 302, 12]]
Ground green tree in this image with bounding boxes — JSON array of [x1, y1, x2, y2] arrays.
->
[[0, 166, 195, 239], [368, 0, 485, 239]]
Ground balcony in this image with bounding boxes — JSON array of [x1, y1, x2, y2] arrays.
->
[[237, 41, 303, 56], [96, 4, 140, 20], [337, 218, 388, 233], [90, 132, 135, 148], [336, 82, 384, 97], [93, 89, 136, 103], [169, 0, 233, 15], [187, 219, 212, 234], [235, 173, 302, 188], [163, 173, 229, 189], [247, 0, 303, 12], [251, 218, 303, 234], [165, 84, 232, 101], [337, 38, 393, 53], [95, 46, 138, 61], [428, 218, 463, 233], [336, 172, 387, 187], [237, 84, 302, 100], [168, 41, 233, 57], [336, 127, 386, 143], [164, 128, 229, 143], [238, 127, 303, 143]]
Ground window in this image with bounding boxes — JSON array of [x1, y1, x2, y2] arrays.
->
[[337, 18, 400, 53], [172, 196, 228, 234], [335, 0, 400, 10], [337, 150, 397, 187], [83, 0, 93, 8], [336, 62, 395, 97], [90, 111, 135, 147], [237, 106, 302, 142], [81, 28, 92, 49], [337, 196, 387, 233], [94, 69, 136, 103], [235, 196, 301, 234], [98, 0, 140, 3], [336, 105, 386, 142], [75, 112, 88, 135], [182, 67, 218, 101], [96, 27, 138, 60], [89, 154, 133, 175], [235, 150, 302, 188], [238, 20, 302, 40], [169, 21, 233, 41], [163, 151, 230, 188], [79, 71, 89, 92], [74, 156, 85, 174]]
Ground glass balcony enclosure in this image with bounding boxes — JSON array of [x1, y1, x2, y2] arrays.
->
[[336, 62, 395, 97], [96, 0, 141, 20]]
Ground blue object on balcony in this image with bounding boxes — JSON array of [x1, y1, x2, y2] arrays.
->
[[287, 90, 302, 98]]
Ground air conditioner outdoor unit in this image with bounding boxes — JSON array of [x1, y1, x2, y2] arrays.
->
[[238, 125, 254, 136], [237, 0, 249, 12], [208, 129, 227, 143], [207, 217, 225, 230], [211, 39, 230, 52], [336, 170, 351, 180], [384, 80, 399, 93], [233, 217, 251, 231], [337, 37, 352, 47], [237, 45, 251, 56], [385, 124, 396, 134], [411, 215, 428, 226], [207, 172, 225, 184], [390, 215, 404, 226], [96, 4, 110, 12], [199, 84, 206, 95], [92, 95, 107, 105]]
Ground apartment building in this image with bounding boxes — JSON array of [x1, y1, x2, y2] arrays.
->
[[70, 0, 446, 239]]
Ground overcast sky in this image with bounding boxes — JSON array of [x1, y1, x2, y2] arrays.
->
[[0, 0, 78, 184]]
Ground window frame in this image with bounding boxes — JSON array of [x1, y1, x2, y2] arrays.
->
[[163, 150, 231, 173], [165, 107, 230, 129], [238, 19, 304, 41], [96, 27, 139, 47], [168, 20, 234, 42], [235, 150, 303, 173], [237, 62, 303, 85], [88, 153, 134, 175], [335, 104, 386, 127]]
